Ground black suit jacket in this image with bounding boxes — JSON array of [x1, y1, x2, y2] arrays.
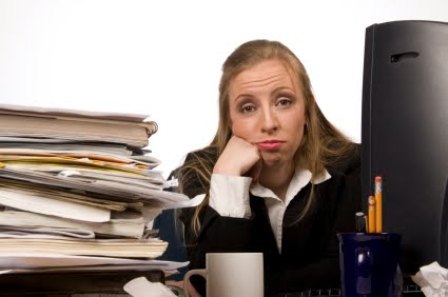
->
[[180, 146, 361, 296]]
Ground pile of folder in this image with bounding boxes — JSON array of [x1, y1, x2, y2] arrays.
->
[[0, 104, 195, 289]]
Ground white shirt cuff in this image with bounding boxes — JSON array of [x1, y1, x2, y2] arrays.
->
[[209, 174, 252, 219]]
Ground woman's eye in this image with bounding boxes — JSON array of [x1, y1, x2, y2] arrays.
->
[[240, 103, 256, 113], [276, 97, 293, 107]]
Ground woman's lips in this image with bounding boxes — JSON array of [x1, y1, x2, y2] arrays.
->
[[256, 140, 285, 150]]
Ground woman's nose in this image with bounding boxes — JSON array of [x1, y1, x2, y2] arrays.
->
[[261, 108, 279, 133]]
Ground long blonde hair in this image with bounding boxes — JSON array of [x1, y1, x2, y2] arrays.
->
[[178, 39, 356, 234]]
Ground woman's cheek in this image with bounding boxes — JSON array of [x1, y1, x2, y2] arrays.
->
[[231, 120, 254, 141]]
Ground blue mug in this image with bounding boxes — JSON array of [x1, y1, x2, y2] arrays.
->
[[337, 233, 402, 297]]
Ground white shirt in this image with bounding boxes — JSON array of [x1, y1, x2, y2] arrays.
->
[[209, 168, 331, 252]]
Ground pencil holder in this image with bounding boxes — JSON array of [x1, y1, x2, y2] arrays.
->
[[337, 232, 402, 297]]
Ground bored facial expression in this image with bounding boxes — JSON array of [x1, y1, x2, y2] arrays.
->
[[228, 59, 306, 168]]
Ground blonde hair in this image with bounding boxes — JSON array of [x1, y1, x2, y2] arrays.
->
[[178, 39, 356, 235]]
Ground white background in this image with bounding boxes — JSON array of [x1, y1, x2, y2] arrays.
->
[[1, 0, 447, 177]]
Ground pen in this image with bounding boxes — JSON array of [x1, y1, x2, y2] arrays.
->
[[355, 212, 367, 233], [375, 176, 383, 233], [368, 195, 376, 233]]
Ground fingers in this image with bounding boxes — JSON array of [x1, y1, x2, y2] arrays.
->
[[167, 279, 202, 297], [213, 136, 260, 176]]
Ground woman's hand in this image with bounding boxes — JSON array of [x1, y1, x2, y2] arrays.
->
[[213, 136, 261, 180], [166, 279, 201, 297]]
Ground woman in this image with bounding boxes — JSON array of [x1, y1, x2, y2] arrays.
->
[[177, 39, 361, 296]]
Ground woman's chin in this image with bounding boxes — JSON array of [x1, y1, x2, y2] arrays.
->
[[261, 157, 288, 169]]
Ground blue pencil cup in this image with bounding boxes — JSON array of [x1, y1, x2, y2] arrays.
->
[[337, 232, 402, 297]]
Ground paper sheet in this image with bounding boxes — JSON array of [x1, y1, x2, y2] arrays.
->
[[0, 253, 188, 273]]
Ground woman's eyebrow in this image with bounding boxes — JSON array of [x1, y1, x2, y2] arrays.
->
[[232, 93, 255, 103], [272, 86, 295, 93]]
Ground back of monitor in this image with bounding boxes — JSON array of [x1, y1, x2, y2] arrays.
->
[[361, 20, 448, 274]]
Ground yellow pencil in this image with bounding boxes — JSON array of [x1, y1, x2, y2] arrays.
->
[[375, 176, 383, 233], [368, 195, 376, 233]]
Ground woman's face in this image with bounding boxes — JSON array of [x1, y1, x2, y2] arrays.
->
[[228, 59, 306, 168]]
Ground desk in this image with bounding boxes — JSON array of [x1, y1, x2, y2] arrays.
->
[[0, 269, 164, 296], [273, 278, 425, 297]]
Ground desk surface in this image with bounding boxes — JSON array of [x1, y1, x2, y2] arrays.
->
[[0, 270, 164, 296]]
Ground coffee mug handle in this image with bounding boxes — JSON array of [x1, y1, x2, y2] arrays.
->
[[183, 268, 207, 297]]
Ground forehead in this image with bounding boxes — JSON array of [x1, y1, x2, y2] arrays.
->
[[229, 59, 299, 92]]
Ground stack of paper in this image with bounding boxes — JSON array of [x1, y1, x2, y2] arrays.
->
[[0, 104, 198, 274]]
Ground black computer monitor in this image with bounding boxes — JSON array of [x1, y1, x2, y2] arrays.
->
[[361, 20, 448, 275]]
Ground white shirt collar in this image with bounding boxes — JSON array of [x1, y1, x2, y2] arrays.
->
[[250, 167, 331, 202]]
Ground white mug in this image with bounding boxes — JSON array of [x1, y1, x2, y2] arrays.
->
[[183, 252, 264, 297]]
